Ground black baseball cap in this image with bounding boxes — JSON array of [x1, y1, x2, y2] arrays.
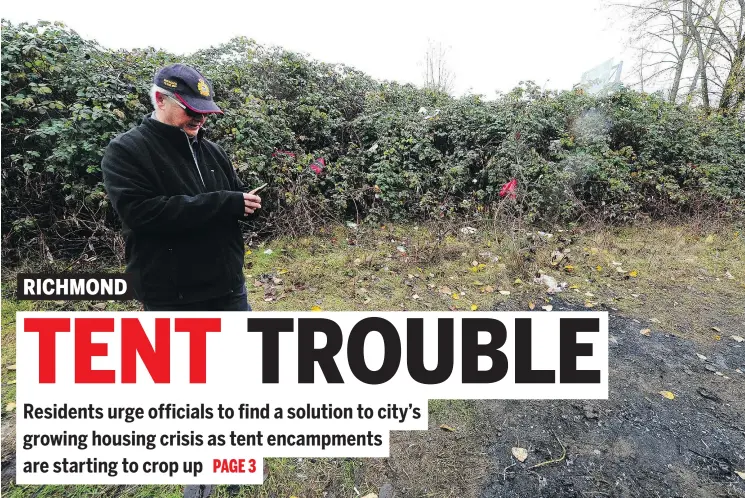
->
[[154, 63, 223, 114]]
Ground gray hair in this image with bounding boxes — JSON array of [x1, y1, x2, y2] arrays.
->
[[149, 84, 174, 109]]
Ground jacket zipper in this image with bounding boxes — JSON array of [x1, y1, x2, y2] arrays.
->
[[185, 133, 206, 187]]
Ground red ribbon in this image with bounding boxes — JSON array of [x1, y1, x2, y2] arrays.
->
[[499, 178, 518, 199], [310, 157, 325, 175]]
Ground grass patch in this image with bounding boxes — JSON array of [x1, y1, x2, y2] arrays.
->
[[2, 220, 743, 496], [537, 224, 745, 340], [1, 484, 183, 498], [429, 399, 481, 432], [245, 221, 744, 343]]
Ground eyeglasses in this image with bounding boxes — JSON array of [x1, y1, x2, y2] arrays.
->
[[165, 94, 204, 119]]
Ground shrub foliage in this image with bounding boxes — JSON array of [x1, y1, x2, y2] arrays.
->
[[2, 21, 743, 261]]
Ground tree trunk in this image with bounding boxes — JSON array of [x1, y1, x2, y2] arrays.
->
[[688, 0, 726, 96], [687, 0, 711, 111], [670, 36, 690, 102], [719, 35, 745, 113]]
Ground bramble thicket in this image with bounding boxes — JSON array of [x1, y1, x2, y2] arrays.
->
[[2, 21, 743, 263]]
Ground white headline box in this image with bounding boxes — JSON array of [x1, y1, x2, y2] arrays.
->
[[16, 311, 608, 484]]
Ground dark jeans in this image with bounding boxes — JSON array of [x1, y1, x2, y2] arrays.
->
[[145, 286, 249, 498], [143, 285, 252, 311]]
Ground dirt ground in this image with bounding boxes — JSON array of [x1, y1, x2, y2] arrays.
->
[[1, 303, 743, 498], [2, 224, 744, 497], [364, 300, 745, 498]]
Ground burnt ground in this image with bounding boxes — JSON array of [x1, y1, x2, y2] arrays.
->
[[367, 300, 745, 498]]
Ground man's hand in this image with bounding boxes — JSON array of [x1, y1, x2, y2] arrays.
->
[[243, 192, 262, 215]]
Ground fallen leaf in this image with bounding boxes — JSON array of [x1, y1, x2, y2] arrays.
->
[[439, 286, 452, 294], [658, 391, 675, 400], [569, 284, 580, 290], [92, 303, 107, 310], [628, 270, 638, 277], [473, 280, 485, 286], [5, 402, 16, 412], [278, 268, 288, 274], [511, 447, 528, 462], [272, 277, 283, 285], [311, 305, 322, 312], [650, 318, 661, 324], [470, 304, 478, 311], [361, 494, 378, 498], [616, 267, 626, 273], [736, 470, 745, 480], [696, 353, 707, 361], [732, 335, 744, 342], [8, 380, 16, 385], [542, 305, 553, 311], [585, 292, 594, 297], [451, 293, 460, 300], [705, 234, 715, 244], [584, 301, 597, 308], [612, 261, 623, 266], [596, 266, 603, 271], [481, 285, 494, 294], [725, 271, 735, 280], [528, 302, 535, 310], [412, 294, 420, 300], [714, 335, 721, 341], [471, 260, 479, 267], [514, 278, 523, 284], [439, 424, 456, 432], [640, 329, 651, 336], [712, 326, 722, 333], [499, 290, 511, 296], [245, 249, 252, 255], [6, 364, 16, 370], [564, 264, 574, 272], [263, 249, 273, 255]]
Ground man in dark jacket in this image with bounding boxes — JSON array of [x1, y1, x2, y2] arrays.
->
[[102, 63, 262, 311]]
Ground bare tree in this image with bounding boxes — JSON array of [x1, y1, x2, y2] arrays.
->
[[703, 0, 745, 113], [618, 0, 708, 103], [422, 40, 455, 94], [687, 0, 726, 97], [611, 0, 745, 113], [611, 0, 743, 112]]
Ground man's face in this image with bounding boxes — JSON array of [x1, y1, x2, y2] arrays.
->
[[159, 94, 208, 137]]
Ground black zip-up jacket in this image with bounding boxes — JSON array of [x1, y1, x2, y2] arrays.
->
[[102, 115, 246, 305]]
